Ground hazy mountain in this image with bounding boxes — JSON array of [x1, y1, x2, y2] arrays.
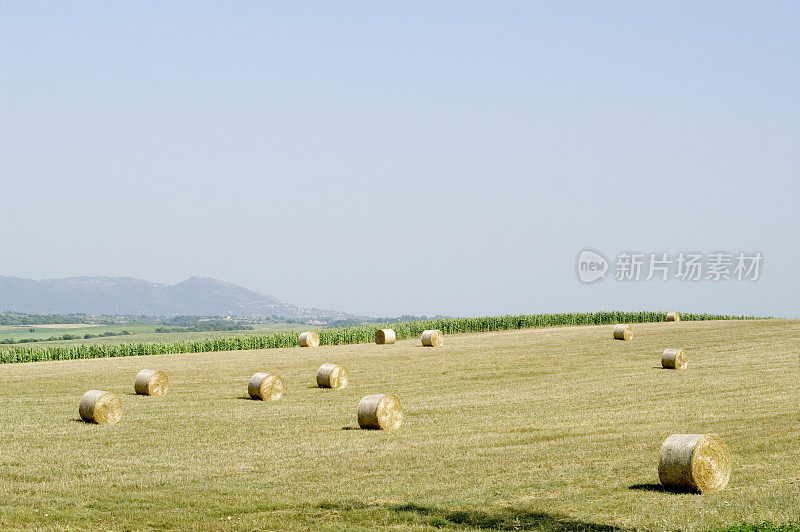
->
[[0, 275, 354, 322]]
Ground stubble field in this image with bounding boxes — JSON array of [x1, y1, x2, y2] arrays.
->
[[0, 319, 798, 531]]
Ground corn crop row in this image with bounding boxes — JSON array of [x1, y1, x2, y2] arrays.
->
[[0, 311, 758, 365]]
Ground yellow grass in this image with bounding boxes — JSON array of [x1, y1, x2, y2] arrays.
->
[[0, 319, 798, 531]]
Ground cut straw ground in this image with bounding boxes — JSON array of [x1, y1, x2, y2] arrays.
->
[[0, 319, 796, 531]]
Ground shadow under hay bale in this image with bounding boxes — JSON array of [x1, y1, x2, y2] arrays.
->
[[628, 483, 672, 493]]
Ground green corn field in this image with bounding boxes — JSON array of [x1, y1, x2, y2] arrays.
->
[[0, 311, 757, 365]]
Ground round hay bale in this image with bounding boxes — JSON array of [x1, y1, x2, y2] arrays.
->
[[316, 363, 349, 389], [134, 369, 170, 396], [659, 433, 731, 493], [375, 328, 397, 345], [357, 394, 403, 430], [299, 331, 320, 347], [613, 324, 632, 340], [661, 348, 687, 369], [421, 329, 443, 347], [79, 390, 123, 425], [666, 312, 681, 322], [248, 372, 285, 401]]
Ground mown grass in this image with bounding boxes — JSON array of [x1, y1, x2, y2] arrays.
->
[[0, 311, 757, 364], [0, 319, 797, 531]]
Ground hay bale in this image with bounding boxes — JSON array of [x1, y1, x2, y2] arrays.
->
[[79, 390, 123, 425], [661, 348, 687, 369], [613, 324, 632, 340], [316, 363, 349, 389], [248, 372, 285, 401], [134, 369, 170, 396], [357, 394, 403, 430], [375, 328, 397, 345], [666, 312, 681, 322], [659, 433, 731, 493], [299, 331, 320, 347], [421, 329, 443, 347]]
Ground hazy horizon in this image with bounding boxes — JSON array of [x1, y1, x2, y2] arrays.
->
[[2, 2, 798, 318], [0, 272, 791, 319]]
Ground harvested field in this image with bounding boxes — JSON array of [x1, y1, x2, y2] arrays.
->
[[0, 319, 797, 530]]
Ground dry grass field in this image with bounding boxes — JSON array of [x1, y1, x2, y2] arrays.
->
[[0, 319, 798, 531]]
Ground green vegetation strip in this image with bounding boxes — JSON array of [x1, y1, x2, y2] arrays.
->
[[0, 311, 756, 364], [720, 525, 800, 532]]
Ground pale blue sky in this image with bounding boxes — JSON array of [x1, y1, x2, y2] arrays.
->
[[1, 1, 798, 317]]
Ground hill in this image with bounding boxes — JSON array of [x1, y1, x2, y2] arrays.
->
[[0, 275, 353, 322]]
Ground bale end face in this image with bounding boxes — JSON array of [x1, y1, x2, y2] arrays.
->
[[299, 331, 320, 347], [79, 390, 123, 425], [661, 348, 687, 369], [375, 328, 397, 345], [134, 369, 170, 396], [421, 329, 443, 347], [316, 363, 349, 389], [358, 394, 403, 430], [248, 372, 285, 401], [613, 324, 632, 340], [658, 433, 731, 493], [666, 312, 681, 322]]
